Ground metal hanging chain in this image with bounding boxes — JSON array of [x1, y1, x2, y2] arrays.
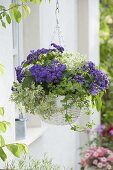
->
[[50, 0, 66, 48]]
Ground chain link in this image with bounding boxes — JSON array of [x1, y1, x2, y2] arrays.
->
[[50, 0, 66, 49]]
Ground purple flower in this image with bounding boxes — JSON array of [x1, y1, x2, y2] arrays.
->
[[88, 61, 95, 68], [15, 66, 24, 83], [74, 75, 86, 85], [26, 43, 64, 65], [109, 130, 113, 135], [26, 52, 38, 64], [51, 43, 64, 53], [83, 61, 109, 94], [83, 61, 95, 70], [89, 83, 98, 96], [95, 124, 105, 133], [30, 61, 66, 84], [26, 48, 57, 64]]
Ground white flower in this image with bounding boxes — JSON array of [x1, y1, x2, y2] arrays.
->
[[107, 164, 112, 170], [97, 162, 103, 168], [93, 159, 98, 165], [100, 157, 107, 162], [85, 153, 90, 159]]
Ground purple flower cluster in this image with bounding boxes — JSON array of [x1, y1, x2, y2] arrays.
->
[[89, 82, 99, 96], [84, 61, 109, 96], [26, 43, 64, 64], [26, 48, 56, 64], [15, 66, 24, 83], [74, 75, 86, 85], [51, 43, 64, 53], [30, 60, 66, 84], [95, 125, 105, 133]]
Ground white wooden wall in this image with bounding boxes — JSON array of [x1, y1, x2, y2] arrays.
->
[[78, 0, 100, 148], [0, 0, 15, 167], [0, 0, 99, 169], [0, 0, 15, 147]]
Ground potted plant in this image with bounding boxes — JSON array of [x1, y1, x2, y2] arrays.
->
[[80, 146, 113, 170], [11, 43, 109, 131]]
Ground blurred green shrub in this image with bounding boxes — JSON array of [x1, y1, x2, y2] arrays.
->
[[3, 155, 73, 170], [100, 0, 113, 123]]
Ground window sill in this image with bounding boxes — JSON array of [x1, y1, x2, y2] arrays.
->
[[16, 125, 47, 146]]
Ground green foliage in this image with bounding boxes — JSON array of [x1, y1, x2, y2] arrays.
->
[[0, 107, 28, 161], [0, 0, 50, 27], [0, 64, 28, 161], [0, 107, 4, 117], [3, 155, 72, 170], [100, 0, 113, 123]]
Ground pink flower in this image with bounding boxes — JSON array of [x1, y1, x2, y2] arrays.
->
[[80, 159, 89, 168], [107, 156, 113, 162], [93, 159, 98, 165], [80, 147, 113, 170], [97, 148, 105, 156], [100, 157, 107, 162], [93, 152, 99, 157], [107, 164, 112, 170], [85, 152, 91, 159], [97, 162, 103, 168]]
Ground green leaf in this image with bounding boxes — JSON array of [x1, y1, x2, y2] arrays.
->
[[0, 147, 7, 161], [65, 114, 73, 123], [26, 6, 31, 15], [6, 144, 19, 157], [6, 144, 28, 158], [0, 122, 7, 133], [95, 95, 102, 112], [22, 6, 27, 18], [0, 121, 10, 133], [22, 76, 34, 88], [2, 12, 6, 17], [71, 124, 79, 131], [9, 4, 15, 20], [86, 121, 95, 129], [0, 5, 5, 10], [6, 14, 11, 24], [0, 135, 5, 147], [20, 143, 28, 153], [0, 107, 4, 117], [0, 15, 2, 19], [9, 3, 20, 22], [14, 9, 22, 23], [22, 5, 31, 18], [30, 0, 42, 4], [1, 20, 6, 28], [2, 121, 11, 127], [21, 0, 29, 2]]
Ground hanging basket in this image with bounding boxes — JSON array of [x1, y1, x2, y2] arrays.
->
[[40, 111, 78, 125], [11, 43, 109, 131], [39, 96, 81, 125]]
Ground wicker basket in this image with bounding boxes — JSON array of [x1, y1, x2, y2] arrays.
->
[[39, 96, 81, 125]]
